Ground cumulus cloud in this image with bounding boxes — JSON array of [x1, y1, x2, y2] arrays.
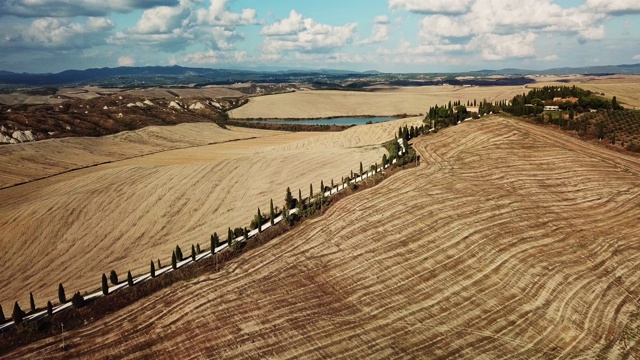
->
[[0, 0, 178, 18], [360, 15, 391, 45], [389, 0, 472, 14], [468, 32, 537, 60], [261, 10, 305, 36], [117, 55, 136, 66], [0, 17, 115, 50], [114, 0, 255, 52], [583, 0, 640, 15], [261, 10, 357, 58], [195, 0, 257, 26], [389, 0, 611, 62], [633, 54, 640, 61]]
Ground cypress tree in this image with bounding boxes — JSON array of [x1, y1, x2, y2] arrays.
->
[[331, 179, 334, 190], [211, 232, 219, 253], [127, 271, 134, 287], [72, 292, 84, 308], [309, 183, 313, 199], [191, 244, 196, 261], [0, 304, 4, 322], [150, 261, 156, 278], [244, 227, 248, 241], [172, 251, 177, 270], [320, 180, 324, 198], [29, 292, 36, 313], [46, 301, 53, 316], [257, 208, 262, 232], [102, 273, 109, 295], [285, 187, 294, 209], [196, 243, 201, 254], [58, 283, 66, 304], [270, 199, 275, 225], [176, 245, 183, 261], [157, 258, 162, 269], [110, 270, 118, 285], [12, 302, 25, 324], [298, 189, 302, 206], [360, 162, 363, 177], [227, 227, 233, 246]]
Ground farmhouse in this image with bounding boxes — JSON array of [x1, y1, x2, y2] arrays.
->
[[544, 105, 560, 111]]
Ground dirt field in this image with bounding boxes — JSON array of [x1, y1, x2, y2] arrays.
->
[[228, 86, 527, 118], [7, 116, 640, 359], [0, 117, 422, 315]]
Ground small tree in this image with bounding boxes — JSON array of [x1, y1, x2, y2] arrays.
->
[[309, 183, 313, 199], [58, 283, 66, 304], [257, 208, 263, 232], [285, 187, 294, 209], [211, 232, 219, 253], [150, 261, 156, 278], [270, 199, 275, 225], [127, 271, 134, 287], [191, 244, 196, 261], [360, 162, 363, 177], [46, 301, 53, 316], [12, 302, 25, 324], [196, 243, 201, 254], [157, 259, 162, 269], [227, 227, 233, 246], [110, 270, 118, 285], [172, 251, 177, 270], [243, 227, 248, 241], [320, 180, 325, 198], [102, 273, 109, 295], [331, 179, 334, 190], [29, 292, 36, 313], [175, 245, 183, 261], [71, 292, 84, 308]]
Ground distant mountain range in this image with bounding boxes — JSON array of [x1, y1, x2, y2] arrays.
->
[[0, 63, 639, 87]]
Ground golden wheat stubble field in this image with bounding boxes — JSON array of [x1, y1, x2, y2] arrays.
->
[[0, 117, 422, 316], [8, 115, 640, 359], [228, 86, 528, 118]]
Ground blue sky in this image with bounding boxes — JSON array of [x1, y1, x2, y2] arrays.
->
[[1, 0, 639, 73]]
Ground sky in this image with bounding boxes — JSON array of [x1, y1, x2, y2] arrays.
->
[[1, 0, 640, 73]]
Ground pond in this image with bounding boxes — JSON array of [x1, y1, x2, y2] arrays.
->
[[242, 116, 397, 126]]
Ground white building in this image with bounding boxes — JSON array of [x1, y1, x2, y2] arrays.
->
[[544, 105, 560, 111]]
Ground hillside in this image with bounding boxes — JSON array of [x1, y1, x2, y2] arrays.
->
[[0, 117, 422, 316], [7, 116, 640, 358]]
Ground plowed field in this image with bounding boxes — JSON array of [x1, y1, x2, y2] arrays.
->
[[0, 117, 421, 315], [9, 116, 640, 359]]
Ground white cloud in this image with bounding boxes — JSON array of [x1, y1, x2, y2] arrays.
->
[[115, 0, 254, 52], [360, 15, 391, 45], [261, 10, 306, 36], [134, 2, 191, 34], [389, 0, 472, 14], [583, 0, 640, 15], [1, 17, 115, 50], [633, 54, 640, 61], [181, 50, 250, 65], [195, 0, 257, 26], [539, 54, 558, 61], [261, 11, 357, 58], [374, 15, 390, 24], [468, 32, 537, 60], [0, 0, 178, 18], [117, 55, 136, 66]]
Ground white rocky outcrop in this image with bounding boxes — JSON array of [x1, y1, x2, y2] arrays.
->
[[0, 134, 12, 143], [9, 138, 18, 144], [143, 100, 155, 106], [103, 106, 109, 110], [209, 101, 222, 109], [12, 131, 27, 142], [168, 101, 183, 110], [24, 130, 35, 141], [189, 102, 206, 110]]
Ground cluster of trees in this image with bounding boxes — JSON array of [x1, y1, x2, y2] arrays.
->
[[503, 85, 623, 116], [424, 100, 490, 129]]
